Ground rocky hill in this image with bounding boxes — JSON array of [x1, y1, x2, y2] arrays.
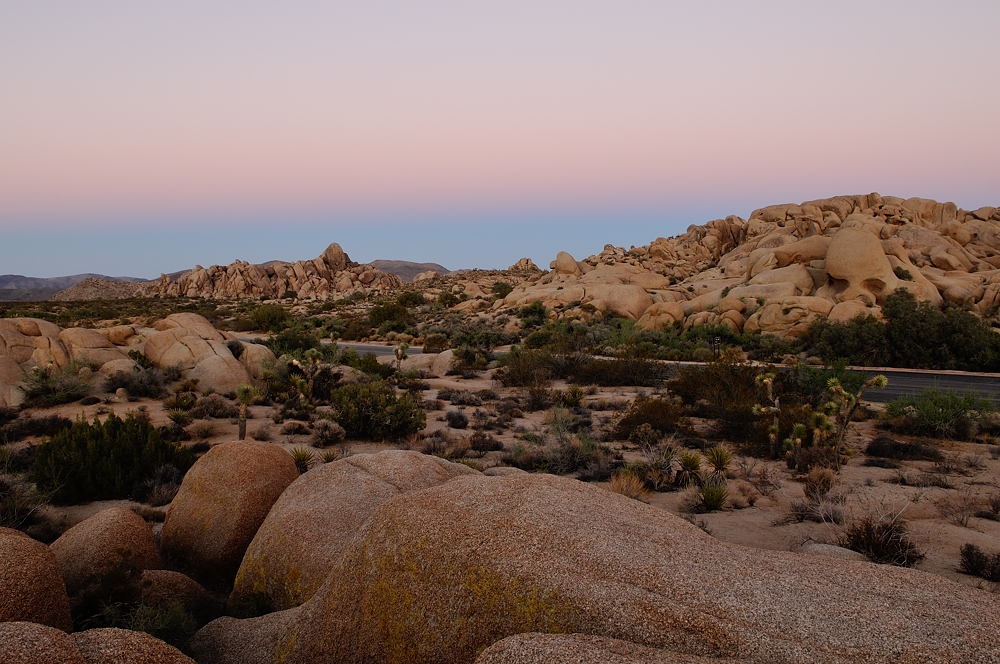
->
[[52, 278, 146, 301], [370, 260, 451, 283], [138, 243, 402, 299], [494, 194, 1000, 337]]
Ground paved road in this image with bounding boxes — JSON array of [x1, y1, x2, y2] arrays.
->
[[243, 336, 999, 402]]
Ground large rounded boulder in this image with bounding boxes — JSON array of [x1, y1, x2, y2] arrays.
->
[[0, 622, 85, 664], [160, 441, 298, 583], [230, 451, 478, 615], [475, 633, 736, 664], [266, 474, 1000, 664], [50, 508, 161, 601], [0, 527, 73, 631], [71, 627, 195, 663], [139, 569, 219, 624]]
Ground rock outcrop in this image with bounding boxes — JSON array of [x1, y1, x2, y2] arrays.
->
[[498, 194, 1000, 337], [0, 313, 272, 406], [0, 527, 73, 631], [0, 622, 86, 664], [160, 441, 298, 583], [139, 569, 219, 624], [50, 508, 161, 601], [475, 633, 737, 664], [198, 473, 1000, 664], [138, 243, 402, 300], [71, 627, 195, 663], [229, 451, 478, 615]]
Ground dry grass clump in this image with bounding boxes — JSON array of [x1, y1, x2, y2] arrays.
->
[[838, 502, 924, 567], [609, 473, 651, 503], [959, 543, 1000, 582], [249, 423, 273, 441], [188, 421, 216, 440], [936, 488, 979, 527]]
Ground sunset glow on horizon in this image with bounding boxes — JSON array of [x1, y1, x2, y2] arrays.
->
[[2, 2, 999, 277]]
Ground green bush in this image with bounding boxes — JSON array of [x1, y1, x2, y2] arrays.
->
[[397, 291, 426, 307], [264, 327, 322, 356], [20, 364, 92, 407], [34, 412, 194, 504], [104, 367, 166, 399], [249, 304, 291, 332], [0, 413, 72, 444], [883, 388, 995, 440], [437, 292, 460, 308], [329, 381, 425, 441], [491, 282, 513, 299], [368, 302, 410, 327], [519, 301, 548, 328], [611, 396, 684, 440]]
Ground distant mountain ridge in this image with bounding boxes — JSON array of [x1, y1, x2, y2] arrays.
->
[[370, 260, 451, 282], [0, 273, 146, 290]]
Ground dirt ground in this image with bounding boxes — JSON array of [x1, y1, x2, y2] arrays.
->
[[8, 369, 1000, 594]]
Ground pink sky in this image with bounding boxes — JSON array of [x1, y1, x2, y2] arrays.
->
[[1, 2, 999, 275]]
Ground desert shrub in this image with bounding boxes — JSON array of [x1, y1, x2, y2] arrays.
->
[[494, 347, 552, 388], [446, 410, 469, 429], [343, 351, 394, 379], [188, 421, 216, 440], [34, 413, 194, 505], [0, 406, 17, 428], [838, 504, 924, 567], [519, 301, 548, 328], [696, 477, 729, 512], [936, 488, 979, 527], [105, 367, 166, 399], [437, 292, 460, 308], [958, 543, 1000, 582], [312, 419, 346, 447], [611, 396, 684, 440], [609, 473, 651, 502], [0, 471, 49, 532], [422, 333, 449, 353], [0, 413, 73, 444], [188, 393, 238, 419], [883, 388, 994, 440], [20, 364, 91, 407], [368, 302, 410, 327], [865, 435, 942, 461], [567, 355, 666, 387], [329, 381, 426, 441], [249, 423, 273, 441], [265, 326, 322, 356], [448, 390, 483, 406], [469, 431, 504, 457], [281, 421, 311, 436], [131, 464, 183, 506], [490, 281, 513, 298], [249, 304, 291, 332], [803, 467, 837, 502], [669, 353, 777, 444]]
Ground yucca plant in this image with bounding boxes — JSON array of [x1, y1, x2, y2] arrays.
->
[[675, 451, 703, 488], [236, 384, 262, 441], [697, 476, 729, 512], [289, 447, 315, 474], [320, 449, 341, 463], [704, 446, 732, 478], [166, 409, 192, 427], [163, 392, 197, 411]]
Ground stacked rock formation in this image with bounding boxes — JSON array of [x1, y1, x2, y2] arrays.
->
[[139, 243, 402, 300], [0, 313, 274, 407], [500, 194, 1000, 337]]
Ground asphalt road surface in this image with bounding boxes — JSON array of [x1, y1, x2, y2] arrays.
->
[[244, 338, 1000, 403]]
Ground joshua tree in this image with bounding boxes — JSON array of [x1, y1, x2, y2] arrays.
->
[[236, 384, 261, 441], [394, 342, 409, 372], [752, 372, 781, 458]]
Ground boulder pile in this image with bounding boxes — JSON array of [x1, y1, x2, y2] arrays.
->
[[0, 313, 273, 407], [138, 243, 402, 299], [499, 194, 1000, 337]]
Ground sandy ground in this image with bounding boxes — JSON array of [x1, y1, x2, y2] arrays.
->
[[6, 371, 1000, 593]]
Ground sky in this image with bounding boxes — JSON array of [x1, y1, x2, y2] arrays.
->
[[2, 1, 999, 278]]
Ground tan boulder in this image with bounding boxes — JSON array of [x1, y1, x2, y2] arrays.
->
[[584, 284, 653, 319], [143, 329, 215, 371], [0, 317, 61, 339], [637, 302, 685, 331], [230, 451, 477, 615], [508, 258, 541, 273], [0, 381, 24, 408], [430, 349, 455, 377], [30, 335, 71, 369], [744, 297, 834, 338], [257, 474, 1000, 664], [321, 243, 348, 272], [551, 252, 582, 276], [628, 272, 673, 289], [103, 325, 137, 346], [161, 442, 298, 583], [823, 228, 900, 305], [98, 358, 140, 377], [140, 569, 219, 624], [1, 328, 39, 364], [187, 352, 252, 395], [827, 300, 881, 324], [50, 508, 161, 600], [190, 608, 302, 664], [412, 271, 440, 282], [716, 297, 745, 314], [163, 313, 227, 342], [0, 527, 73, 631], [773, 235, 831, 267], [237, 342, 276, 380], [72, 628, 195, 664], [719, 310, 745, 333], [0, 355, 24, 384], [58, 328, 127, 366], [476, 633, 736, 664], [797, 543, 868, 562], [0, 622, 85, 664], [725, 282, 798, 302], [747, 264, 815, 295]]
